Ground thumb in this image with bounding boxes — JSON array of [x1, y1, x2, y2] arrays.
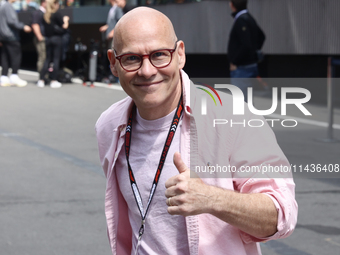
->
[[173, 152, 188, 174]]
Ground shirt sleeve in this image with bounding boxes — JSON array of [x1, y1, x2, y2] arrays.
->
[[54, 11, 64, 28], [32, 11, 39, 25], [229, 18, 254, 65], [237, 178, 298, 243], [5, 4, 25, 30], [230, 112, 298, 243], [257, 24, 266, 50]]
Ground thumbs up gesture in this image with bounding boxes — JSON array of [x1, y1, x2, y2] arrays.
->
[[165, 152, 212, 216]]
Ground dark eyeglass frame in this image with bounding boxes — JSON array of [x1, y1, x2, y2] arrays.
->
[[113, 40, 179, 72]]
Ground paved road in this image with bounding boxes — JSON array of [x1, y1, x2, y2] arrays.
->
[[1, 72, 340, 255]]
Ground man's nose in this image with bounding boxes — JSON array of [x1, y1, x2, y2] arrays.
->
[[137, 56, 158, 78]]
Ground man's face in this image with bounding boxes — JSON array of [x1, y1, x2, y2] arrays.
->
[[108, 21, 185, 114]]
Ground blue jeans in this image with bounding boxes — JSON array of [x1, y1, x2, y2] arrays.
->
[[230, 63, 258, 102]]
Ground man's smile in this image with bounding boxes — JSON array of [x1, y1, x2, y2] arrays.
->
[[134, 80, 164, 86]]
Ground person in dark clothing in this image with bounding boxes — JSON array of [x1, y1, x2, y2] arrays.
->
[[227, 0, 265, 101], [37, 0, 69, 88], [32, 0, 47, 72], [0, 0, 32, 87]]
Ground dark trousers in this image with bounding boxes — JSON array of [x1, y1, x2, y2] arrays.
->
[[1, 40, 21, 76], [230, 64, 258, 102], [40, 36, 62, 80]]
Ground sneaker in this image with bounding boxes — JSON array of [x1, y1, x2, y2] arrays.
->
[[0, 76, 11, 87], [50, 80, 62, 88], [36, 80, 45, 88], [10, 75, 27, 87]]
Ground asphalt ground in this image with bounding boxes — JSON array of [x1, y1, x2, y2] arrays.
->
[[1, 71, 340, 255]]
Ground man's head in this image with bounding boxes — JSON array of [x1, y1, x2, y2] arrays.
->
[[107, 7, 186, 119], [41, 0, 46, 7], [109, 0, 116, 6], [115, 0, 126, 9], [230, 0, 247, 12]]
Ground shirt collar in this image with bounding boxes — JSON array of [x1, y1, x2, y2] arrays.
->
[[232, 9, 248, 20]]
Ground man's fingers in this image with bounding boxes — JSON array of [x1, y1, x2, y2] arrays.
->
[[165, 175, 177, 189], [173, 152, 187, 174], [165, 186, 178, 198], [166, 196, 178, 207]]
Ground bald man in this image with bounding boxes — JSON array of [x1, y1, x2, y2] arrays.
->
[[95, 7, 297, 255]]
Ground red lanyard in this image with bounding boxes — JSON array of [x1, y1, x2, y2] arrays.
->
[[125, 95, 183, 246]]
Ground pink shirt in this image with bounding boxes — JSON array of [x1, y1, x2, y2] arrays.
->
[[95, 70, 298, 255]]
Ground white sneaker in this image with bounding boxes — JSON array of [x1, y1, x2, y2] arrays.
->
[[37, 80, 45, 88], [0, 76, 11, 87], [50, 81, 62, 88], [10, 75, 27, 87]]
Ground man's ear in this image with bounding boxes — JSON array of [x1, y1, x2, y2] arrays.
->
[[177, 40, 186, 70], [107, 49, 118, 77]]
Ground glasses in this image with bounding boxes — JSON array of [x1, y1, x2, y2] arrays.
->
[[114, 41, 179, 72]]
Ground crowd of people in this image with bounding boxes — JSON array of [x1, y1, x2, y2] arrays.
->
[[35, 0, 70, 88], [0, 0, 263, 93], [0, 0, 70, 88], [0, 0, 128, 88]]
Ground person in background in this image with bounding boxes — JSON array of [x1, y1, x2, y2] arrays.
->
[[25, 0, 39, 11], [99, 0, 123, 82], [31, 0, 46, 73], [99, 0, 123, 45], [37, 0, 69, 88], [227, 0, 265, 101], [0, 0, 32, 87]]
